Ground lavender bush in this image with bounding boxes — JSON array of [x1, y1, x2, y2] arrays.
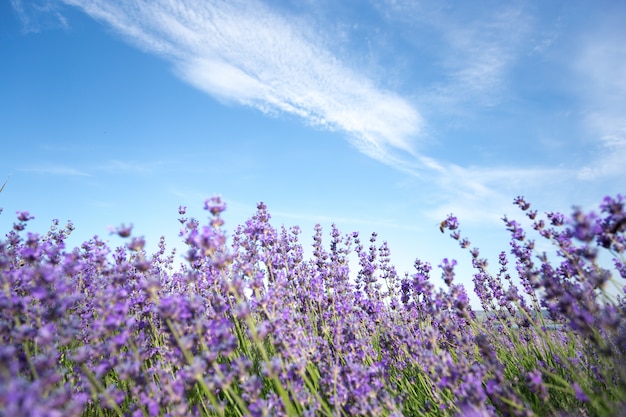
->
[[0, 194, 625, 416]]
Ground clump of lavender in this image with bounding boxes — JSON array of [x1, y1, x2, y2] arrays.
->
[[440, 194, 626, 416], [1, 193, 625, 416]]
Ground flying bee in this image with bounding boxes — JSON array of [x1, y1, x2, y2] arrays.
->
[[439, 220, 446, 233]]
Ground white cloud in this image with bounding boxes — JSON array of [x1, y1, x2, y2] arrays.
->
[[51, 0, 622, 213], [423, 163, 573, 227], [10, 0, 68, 33], [442, 9, 530, 108], [574, 21, 626, 179], [95, 160, 166, 175], [60, 0, 423, 166], [376, 1, 531, 110], [21, 164, 91, 177], [271, 209, 422, 233]]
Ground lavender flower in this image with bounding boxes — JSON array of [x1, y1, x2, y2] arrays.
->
[[2, 195, 626, 416]]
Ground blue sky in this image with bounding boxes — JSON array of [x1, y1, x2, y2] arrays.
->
[[2, 0, 625, 303]]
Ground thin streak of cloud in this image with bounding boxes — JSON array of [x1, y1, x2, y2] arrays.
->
[[95, 160, 166, 175], [271, 209, 422, 233], [61, 0, 423, 166], [20, 165, 91, 177]]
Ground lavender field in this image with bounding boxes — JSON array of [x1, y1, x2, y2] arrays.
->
[[1, 194, 625, 416]]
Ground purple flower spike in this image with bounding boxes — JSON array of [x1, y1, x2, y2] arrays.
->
[[16, 211, 35, 222], [204, 195, 227, 216], [440, 214, 459, 233], [527, 370, 549, 401], [457, 403, 490, 417], [127, 236, 145, 252], [110, 223, 133, 238], [439, 258, 457, 286], [513, 196, 531, 211], [572, 383, 589, 402]]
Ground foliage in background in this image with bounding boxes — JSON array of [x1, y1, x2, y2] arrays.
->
[[0, 193, 625, 416]]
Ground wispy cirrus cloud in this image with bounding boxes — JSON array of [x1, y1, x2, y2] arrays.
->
[[573, 11, 626, 180], [59, 0, 423, 166], [422, 162, 573, 225], [53, 0, 576, 226], [18, 0, 619, 227], [94, 160, 167, 175], [375, 1, 532, 111], [436, 14, 532, 114], [20, 160, 169, 178], [20, 164, 91, 177], [10, 0, 68, 33], [271, 208, 423, 233]]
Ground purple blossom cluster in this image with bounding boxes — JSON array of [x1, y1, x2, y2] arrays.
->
[[1, 195, 625, 416]]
